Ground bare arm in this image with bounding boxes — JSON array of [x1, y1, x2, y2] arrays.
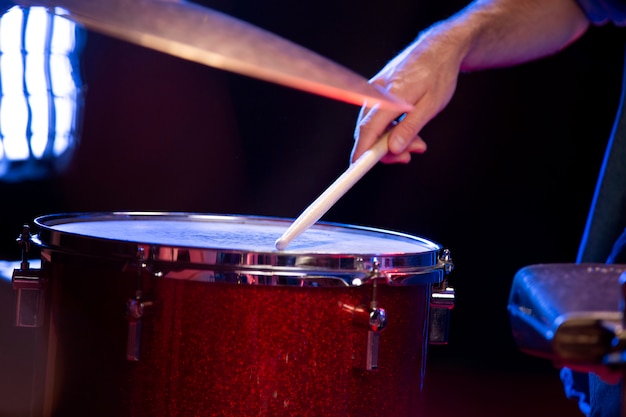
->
[[351, 0, 590, 163]]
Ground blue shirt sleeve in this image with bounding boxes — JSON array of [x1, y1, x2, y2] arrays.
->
[[576, 0, 626, 26]]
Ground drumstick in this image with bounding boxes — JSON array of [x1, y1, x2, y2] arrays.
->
[[275, 132, 390, 250]]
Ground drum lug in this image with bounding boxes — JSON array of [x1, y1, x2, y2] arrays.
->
[[12, 224, 44, 328], [125, 292, 154, 361], [439, 248, 454, 274], [429, 249, 454, 344], [350, 279, 388, 371], [351, 303, 388, 371], [125, 247, 154, 361], [429, 283, 455, 344], [13, 268, 44, 328]]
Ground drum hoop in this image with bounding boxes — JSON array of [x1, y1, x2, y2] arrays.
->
[[33, 212, 448, 286]]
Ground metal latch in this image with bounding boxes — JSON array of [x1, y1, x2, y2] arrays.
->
[[429, 285, 455, 344], [125, 247, 154, 361], [12, 224, 44, 328], [349, 260, 388, 371], [349, 301, 388, 371], [125, 291, 153, 361]]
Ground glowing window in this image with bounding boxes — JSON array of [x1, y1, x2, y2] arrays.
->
[[0, 6, 85, 181]]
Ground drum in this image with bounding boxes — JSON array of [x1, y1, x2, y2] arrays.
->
[[18, 212, 453, 417]]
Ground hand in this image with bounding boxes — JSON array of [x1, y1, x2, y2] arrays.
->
[[351, 24, 465, 164], [351, 0, 589, 165]]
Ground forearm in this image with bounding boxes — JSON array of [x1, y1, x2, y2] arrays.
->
[[431, 0, 591, 71]]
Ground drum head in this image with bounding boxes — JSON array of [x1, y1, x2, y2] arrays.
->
[[34, 212, 446, 284]]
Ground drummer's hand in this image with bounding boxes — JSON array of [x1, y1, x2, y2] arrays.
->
[[351, 26, 464, 164]]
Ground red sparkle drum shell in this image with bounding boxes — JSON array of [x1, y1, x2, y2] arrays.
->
[[30, 212, 449, 417]]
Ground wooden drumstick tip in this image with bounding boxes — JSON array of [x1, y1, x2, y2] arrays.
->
[[275, 236, 289, 251], [273, 132, 391, 251]]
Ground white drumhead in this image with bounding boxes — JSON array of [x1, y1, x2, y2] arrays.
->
[[49, 216, 436, 254]]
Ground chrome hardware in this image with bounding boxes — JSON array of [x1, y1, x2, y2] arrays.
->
[[429, 285, 455, 344], [428, 249, 454, 344], [352, 257, 387, 286], [440, 249, 454, 274], [125, 248, 154, 361], [12, 224, 44, 328], [125, 292, 154, 361], [351, 303, 388, 333], [350, 274, 388, 371], [364, 304, 387, 370], [350, 303, 388, 371], [368, 307, 388, 333]]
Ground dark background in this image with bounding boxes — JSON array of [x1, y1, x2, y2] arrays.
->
[[1, 0, 625, 415]]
